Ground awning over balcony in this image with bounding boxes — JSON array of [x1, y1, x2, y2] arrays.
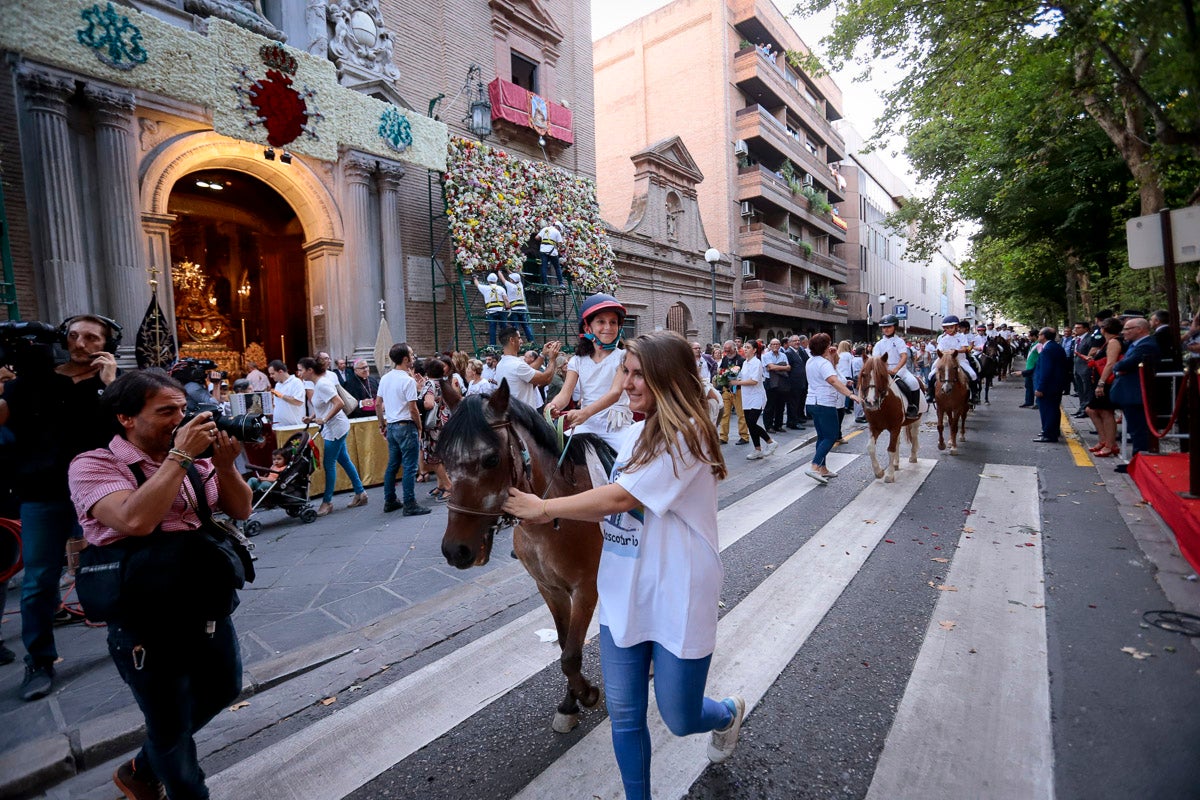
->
[[488, 78, 574, 145]]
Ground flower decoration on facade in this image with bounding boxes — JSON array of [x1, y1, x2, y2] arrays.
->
[[378, 106, 412, 153], [443, 137, 617, 293], [76, 2, 148, 71], [233, 43, 324, 148]]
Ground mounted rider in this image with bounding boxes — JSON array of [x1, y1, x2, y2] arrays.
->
[[928, 315, 980, 405], [872, 315, 922, 419]]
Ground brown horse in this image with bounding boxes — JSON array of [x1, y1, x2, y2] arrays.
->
[[859, 356, 920, 482], [438, 381, 615, 733], [933, 351, 970, 454]]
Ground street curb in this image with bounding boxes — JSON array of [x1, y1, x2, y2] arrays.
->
[[5, 557, 538, 799]]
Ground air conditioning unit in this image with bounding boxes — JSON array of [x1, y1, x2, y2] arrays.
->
[[803, 173, 814, 187], [733, 139, 749, 156], [741, 260, 756, 277], [739, 201, 754, 217]]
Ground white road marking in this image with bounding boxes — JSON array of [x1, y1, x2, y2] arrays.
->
[[514, 458, 937, 800], [209, 455, 860, 800], [865, 463, 1053, 800]]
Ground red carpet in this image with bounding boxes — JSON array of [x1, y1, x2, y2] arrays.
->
[[1128, 453, 1200, 574]]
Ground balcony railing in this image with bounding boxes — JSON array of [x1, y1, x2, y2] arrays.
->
[[741, 278, 850, 319], [738, 221, 849, 283], [732, 49, 846, 162], [734, 106, 844, 202], [736, 164, 848, 237]]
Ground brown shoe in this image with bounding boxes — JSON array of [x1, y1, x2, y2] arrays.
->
[[347, 492, 368, 508], [114, 759, 165, 800], [316, 502, 333, 517]]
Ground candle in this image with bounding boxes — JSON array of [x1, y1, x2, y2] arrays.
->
[[281, 335, 286, 364], [241, 318, 247, 350]]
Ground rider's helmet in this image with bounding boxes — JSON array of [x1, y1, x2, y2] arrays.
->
[[976, 324, 986, 331], [879, 314, 899, 328], [941, 315, 960, 327], [578, 293, 626, 332]]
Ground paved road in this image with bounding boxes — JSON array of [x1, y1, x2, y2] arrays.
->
[[10, 377, 1200, 799]]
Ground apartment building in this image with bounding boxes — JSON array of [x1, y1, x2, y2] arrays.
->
[[594, 0, 850, 342]]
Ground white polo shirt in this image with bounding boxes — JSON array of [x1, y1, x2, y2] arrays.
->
[[872, 335, 910, 369], [376, 368, 418, 423]]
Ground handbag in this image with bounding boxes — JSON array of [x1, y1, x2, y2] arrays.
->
[[75, 460, 255, 625], [335, 382, 359, 415]]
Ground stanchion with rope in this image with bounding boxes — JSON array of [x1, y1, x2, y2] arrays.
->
[[0, 517, 21, 583], [1138, 361, 1188, 439]]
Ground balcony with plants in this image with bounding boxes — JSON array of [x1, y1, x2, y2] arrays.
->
[[732, 46, 846, 162], [734, 105, 844, 203], [735, 156, 849, 241]]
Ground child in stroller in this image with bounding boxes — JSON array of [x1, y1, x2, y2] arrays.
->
[[242, 431, 320, 536]]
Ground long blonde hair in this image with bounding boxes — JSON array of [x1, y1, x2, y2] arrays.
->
[[623, 331, 727, 480]]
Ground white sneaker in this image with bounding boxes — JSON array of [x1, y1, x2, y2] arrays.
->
[[763, 441, 778, 457], [708, 695, 746, 763], [804, 469, 829, 485], [746, 450, 764, 460]]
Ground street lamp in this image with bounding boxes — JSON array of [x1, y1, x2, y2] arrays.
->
[[705, 248, 721, 344], [464, 64, 492, 138], [877, 293, 887, 339]]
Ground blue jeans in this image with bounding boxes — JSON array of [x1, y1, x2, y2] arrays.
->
[[384, 421, 420, 505], [539, 252, 562, 284], [599, 625, 732, 800], [806, 404, 839, 467], [20, 500, 81, 666], [108, 618, 242, 800], [508, 308, 535, 341], [485, 311, 506, 345], [321, 434, 364, 503]]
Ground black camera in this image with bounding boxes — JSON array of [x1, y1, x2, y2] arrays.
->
[[0, 321, 66, 374], [178, 402, 266, 458]]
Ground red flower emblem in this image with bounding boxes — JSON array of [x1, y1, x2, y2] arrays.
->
[[250, 69, 307, 147]]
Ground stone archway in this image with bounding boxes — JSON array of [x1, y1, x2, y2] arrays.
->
[[140, 131, 344, 357], [666, 301, 692, 337]]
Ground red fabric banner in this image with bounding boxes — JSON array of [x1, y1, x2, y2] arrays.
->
[[487, 78, 574, 144]]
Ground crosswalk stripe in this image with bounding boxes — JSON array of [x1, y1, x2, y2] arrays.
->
[[209, 454, 860, 800], [865, 464, 1053, 800], [514, 458, 937, 800]]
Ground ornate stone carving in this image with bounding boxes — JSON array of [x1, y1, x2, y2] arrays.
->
[[343, 151, 376, 184], [85, 87, 136, 129], [376, 160, 405, 190], [183, 0, 286, 42], [326, 0, 400, 85], [16, 66, 75, 113]]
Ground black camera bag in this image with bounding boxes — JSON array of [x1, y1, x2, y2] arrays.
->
[[75, 460, 254, 625]]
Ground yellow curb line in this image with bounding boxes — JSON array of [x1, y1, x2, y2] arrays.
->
[[838, 429, 865, 444], [1060, 407, 1094, 467]]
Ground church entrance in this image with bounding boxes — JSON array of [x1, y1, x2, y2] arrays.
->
[[167, 169, 308, 374]]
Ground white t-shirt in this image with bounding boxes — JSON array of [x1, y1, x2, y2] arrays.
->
[[738, 356, 767, 410], [312, 373, 350, 441], [805, 355, 841, 406], [873, 335, 910, 369], [1000, 329, 1013, 341], [376, 368, 418, 423], [599, 421, 722, 659], [271, 374, 307, 427], [836, 350, 854, 380], [494, 353, 543, 408], [476, 281, 507, 314], [466, 378, 492, 396], [538, 225, 563, 256], [504, 277, 528, 310], [970, 334, 987, 350], [566, 349, 630, 435], [482, 363, 497, 386], [937, 332, 969, 354]]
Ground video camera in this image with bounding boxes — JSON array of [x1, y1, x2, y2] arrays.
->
[[0, 321, 67, 374], [169, 357, 218, 387], [179, 402, 266, 458]]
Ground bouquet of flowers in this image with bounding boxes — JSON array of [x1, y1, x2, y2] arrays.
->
[[712, 364, 740, 391]]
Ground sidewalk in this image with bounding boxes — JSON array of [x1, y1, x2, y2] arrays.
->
[[1, 422, 823, 798], [0, 492, 529, 798]]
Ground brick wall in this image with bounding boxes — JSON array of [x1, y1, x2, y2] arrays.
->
[[0, 68, 37, 321]]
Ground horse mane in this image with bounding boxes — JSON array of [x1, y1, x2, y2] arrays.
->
[[440, 394, 617, 475], [864, 355, 890, 387]]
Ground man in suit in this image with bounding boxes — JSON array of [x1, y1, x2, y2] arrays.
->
[[783, 334, 808, 430], [1032, 327, 1068, 442], [1110, 317, 1162, 462]]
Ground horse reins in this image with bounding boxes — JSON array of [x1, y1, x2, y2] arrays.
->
[[445, 417, 548, 536]]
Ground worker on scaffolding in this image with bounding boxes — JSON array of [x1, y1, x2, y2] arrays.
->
[[504, 272, 536, 343], [473, 272, 510, 346], [537, 219, 565, 286]]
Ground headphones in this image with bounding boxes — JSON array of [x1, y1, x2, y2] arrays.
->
[[59, 315, 123, 354]]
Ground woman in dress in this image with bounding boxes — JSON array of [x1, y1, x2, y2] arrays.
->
[[418, 358, 460, 501], [503, 330, 745, 799], [1085, 317, 1125, 457], [804, 333, 861, 484], [544, 293, 635, 452], [728, 339, 775, 460]]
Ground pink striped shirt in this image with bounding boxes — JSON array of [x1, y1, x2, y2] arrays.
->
[[69, 436, 220, 546]]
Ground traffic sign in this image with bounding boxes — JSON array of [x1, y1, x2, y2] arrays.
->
[[1127, 207, 1200, 268], [894, 304, 908, 320]]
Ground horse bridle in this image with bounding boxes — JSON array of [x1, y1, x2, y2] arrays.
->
[[446, 417, 534, 536]]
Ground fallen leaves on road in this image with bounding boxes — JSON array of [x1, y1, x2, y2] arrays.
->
[[962, 527, 975, 533], [931, 557, 949, 563], [319, 696, 337, 706], [927, 582, 958, 592], [1120, 647, 1153, 660], [939, 620, 956, 631], [228, 701, 250, 711], [864, 519, 877, 524], [884, 539, 895, 544]]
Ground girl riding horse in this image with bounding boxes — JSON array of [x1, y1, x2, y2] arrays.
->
[[859, 356, 921, 482]]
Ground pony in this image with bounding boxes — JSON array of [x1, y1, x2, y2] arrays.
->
[[437, 381, 616, 733], [932, 351, 970, 454], [978, 342, 999, 404], [992, 336, 1013, 381], [858, 356, 920, 482]]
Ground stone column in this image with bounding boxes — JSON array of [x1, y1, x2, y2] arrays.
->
[[18, 66, 89, 321], [376, 161, 406, 343], [87, 87, 146, 366], [303, 238, 345, 359], [342, 152, 379, 360], [141, 212, 179, 336]]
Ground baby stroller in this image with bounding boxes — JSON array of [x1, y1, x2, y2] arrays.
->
[[242, 429, 320, 536]]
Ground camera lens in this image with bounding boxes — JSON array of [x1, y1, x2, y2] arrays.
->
[[216, 413, 265, 444]]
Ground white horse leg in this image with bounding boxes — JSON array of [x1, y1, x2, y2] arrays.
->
[[908, 421, 919, 463], [869, 433, 884, 478]]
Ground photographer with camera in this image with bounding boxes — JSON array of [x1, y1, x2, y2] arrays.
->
[[0, 315, 119, 701], [169, 358, 218, 413], [68, 368, 251, 800]]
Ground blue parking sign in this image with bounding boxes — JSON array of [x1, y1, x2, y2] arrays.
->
[[894, 304, 908, 319]]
